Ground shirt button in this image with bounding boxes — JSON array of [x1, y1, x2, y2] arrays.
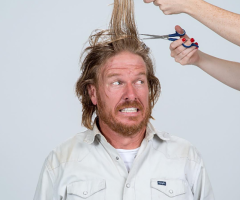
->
[[169, 190, 173, 194], [83, 191, 88, 195], [126, 183, 130, 188], [116, 156, 119, 160]]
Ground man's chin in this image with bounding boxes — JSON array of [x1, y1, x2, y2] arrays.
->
[[109, 119, 148, 136], [116, 117, 140, 124]]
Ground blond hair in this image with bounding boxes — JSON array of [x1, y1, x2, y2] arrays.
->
[[76, 0, 161, 129]]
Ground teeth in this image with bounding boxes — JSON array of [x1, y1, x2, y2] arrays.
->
[[120, 108, 138, 112]]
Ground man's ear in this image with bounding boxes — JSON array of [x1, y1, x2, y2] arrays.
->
[[88, 84, 97, 105]]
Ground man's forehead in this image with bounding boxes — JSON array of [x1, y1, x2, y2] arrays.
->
[[105, 65, 146, 74], [101, 52, 147, 75]]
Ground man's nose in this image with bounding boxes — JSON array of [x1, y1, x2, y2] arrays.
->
[[123, 83, 138, 101]]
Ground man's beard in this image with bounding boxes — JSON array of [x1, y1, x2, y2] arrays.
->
[[96, 92, 151, 136]]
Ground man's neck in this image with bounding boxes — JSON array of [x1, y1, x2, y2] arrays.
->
[[97, 119, 146, 150]]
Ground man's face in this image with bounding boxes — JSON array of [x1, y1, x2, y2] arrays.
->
[[90, 51, 150, 136]]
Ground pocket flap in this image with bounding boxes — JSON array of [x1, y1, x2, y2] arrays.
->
[[151, 179, 185, 197], [67, 179, 106, 199]]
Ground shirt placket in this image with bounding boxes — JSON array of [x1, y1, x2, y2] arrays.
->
[[96, 135, 128, 178], [122, 137, 152, 200]]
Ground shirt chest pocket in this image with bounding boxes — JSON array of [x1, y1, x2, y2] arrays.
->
[[151, 179, 186, 200], [66, 179, 106, 200]]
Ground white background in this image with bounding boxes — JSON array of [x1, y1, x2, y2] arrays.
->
[[0, 0, 239, 199]]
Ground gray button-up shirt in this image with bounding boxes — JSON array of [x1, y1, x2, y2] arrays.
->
[[34, 123, 214, 200]]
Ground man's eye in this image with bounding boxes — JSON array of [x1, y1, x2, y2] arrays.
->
[[136, 80, 144, 85], [112, 81, 121, 86]]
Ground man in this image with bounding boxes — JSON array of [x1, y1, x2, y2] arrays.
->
[[34, 0, 214, 199]]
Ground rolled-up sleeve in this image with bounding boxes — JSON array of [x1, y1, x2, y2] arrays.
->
[[34, 158, 54, 200]]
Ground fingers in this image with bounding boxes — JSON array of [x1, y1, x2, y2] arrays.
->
[[143, 0, 164, 10], [170, 36, 191, 51], [174, 46, 196, 64], [153, 1, 161, 6], [179, 49, 198, 65], [170, 38, 184, 51], [170, 39, 186, 57], [170, 36, 199, 65], [171, 36, 196, 55], [143, 0, 155, 3], [180, 37, 193, 50]]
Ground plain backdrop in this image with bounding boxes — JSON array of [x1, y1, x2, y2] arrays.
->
[[0, 0, 239, 199]]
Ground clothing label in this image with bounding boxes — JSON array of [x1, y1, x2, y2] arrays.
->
[[157, 181, 166, 186]]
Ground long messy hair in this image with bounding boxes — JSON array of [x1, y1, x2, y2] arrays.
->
[[76, 0, 161, 129]]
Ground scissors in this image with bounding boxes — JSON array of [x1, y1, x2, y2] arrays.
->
[[140, 30, 199, 48]]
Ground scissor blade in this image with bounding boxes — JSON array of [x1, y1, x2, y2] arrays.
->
[[140, 34, 169, 40]]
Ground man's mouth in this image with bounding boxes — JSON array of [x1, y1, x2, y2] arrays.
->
[[120, 107, 139, 113]]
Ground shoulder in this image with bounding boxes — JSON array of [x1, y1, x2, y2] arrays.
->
[[153, 131, 201, 163], [45, 129, 93, 170]]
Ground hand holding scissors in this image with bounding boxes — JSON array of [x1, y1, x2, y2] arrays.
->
[[142, 25, 200, 66], [171, 25, 200, 66], [141, 28, 199, 48]]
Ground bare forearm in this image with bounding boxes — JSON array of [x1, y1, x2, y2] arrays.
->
[[196, 51, 240, 90], [186, 1, 240, 46]]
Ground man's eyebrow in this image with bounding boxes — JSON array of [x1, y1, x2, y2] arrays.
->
[[137, 72, 146, 76], [107, 71, 146, 78], [106, 73, 121, 78]]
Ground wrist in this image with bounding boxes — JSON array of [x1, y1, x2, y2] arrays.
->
[[194, 50, 206, 68], [184, 0, 205, 16]]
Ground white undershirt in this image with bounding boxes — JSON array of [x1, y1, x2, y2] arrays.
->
[[116, 147, 139, 172]]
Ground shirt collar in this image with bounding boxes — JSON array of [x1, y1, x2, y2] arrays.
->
[[83, 122, 102, 144], [145, 122, 170, 141], [84, 121, 170, 145]]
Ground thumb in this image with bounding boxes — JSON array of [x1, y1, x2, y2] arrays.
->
[[175, 25, 184, 34], [175, 25, 189, 39]]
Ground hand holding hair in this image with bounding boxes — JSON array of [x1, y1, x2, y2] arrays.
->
[[143, 0, 240, 46]]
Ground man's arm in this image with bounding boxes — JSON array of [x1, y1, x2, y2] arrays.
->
[[34, 158, 54, 200], [144, 0, 240, 46], [184, 146, 214, 200], [192, 161, 215, 200], [169, 25, 240, 91]]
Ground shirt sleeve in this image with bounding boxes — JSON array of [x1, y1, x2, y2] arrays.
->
[[192, 158, 215, 200], [33, 158, 54, 200]]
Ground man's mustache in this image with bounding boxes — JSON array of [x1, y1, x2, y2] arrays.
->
[[116, 101, 143, 112]]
